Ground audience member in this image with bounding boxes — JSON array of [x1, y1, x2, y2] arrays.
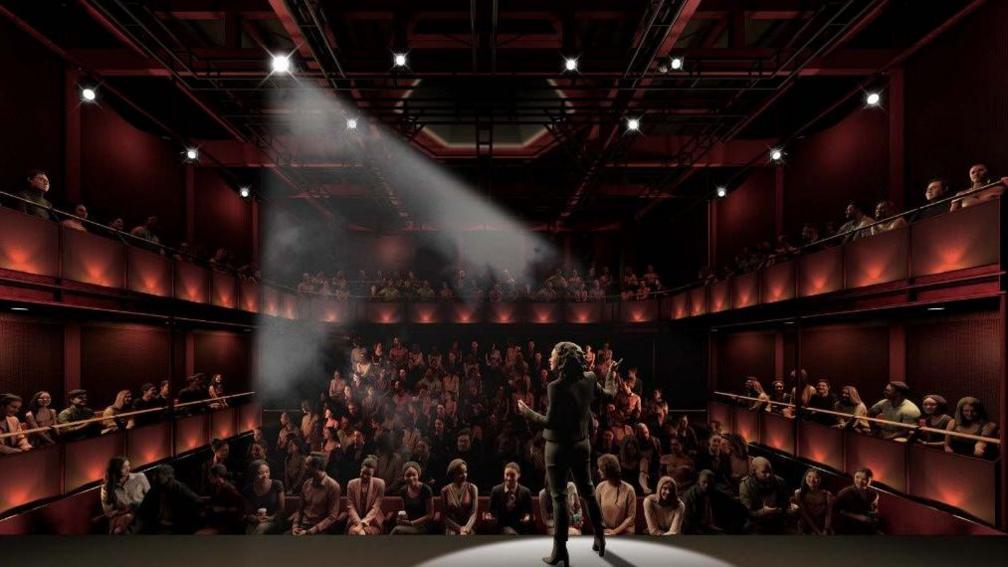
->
[[595, 453, 636, 535], [346, 456, 386, 535], [133, 464, 204, 534], [441, 458, 478, 535], [24, 390, 56, 446], [100, 456, 150, 534], [242, 460, 287, 535], [391, 462, 434, 535], [868, 382, 920, 440], [912, 394, 952, 447], [915, 178, 949, 220], [950, 163, 1006, 210], [945, 397, 999, 459], [643, 476, 685, 535], [793, 468, 832, 535], [61, 204, 89, 231], [871, 201, 908, 235], [204, 463, 245, 534], [0, 394, 32, 454], [833, 467, 879, 535], [292, 454, 341, 535], [56, 389, 99, 440], [485, 462, 534, 535], [836, 202, 874, 242], [738, 457, 790, 534], [834, 385, 870, 433], [681, 470, 727, 534], [16, 169, 52, 220], [101, 390, 135, 434]]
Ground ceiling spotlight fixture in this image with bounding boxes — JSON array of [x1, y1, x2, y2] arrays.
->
[[239, 186, 251, 199], [716, 186, 727, 198], [184, 147, 199, 161], [271, 54, 291, 74], [769, 148, 784, 162], [393, 52, 408, 67], [346, 118, 358, 130], [564, 57, 578, 72], [80, 87, 97, 103], [626, 117, 640, 132], [11, 306, 29, 312], [670, 56, 684, 70], [865, 91, 882, 106]]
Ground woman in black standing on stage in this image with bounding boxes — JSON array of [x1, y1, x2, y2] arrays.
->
[[518, 341, 619, 567]]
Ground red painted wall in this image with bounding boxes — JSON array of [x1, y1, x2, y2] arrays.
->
[[80, 323, 170, 408], [193, 168, 253, 264], [0, 18, 64, 201], [716, 331, 775, 392], [716, 168, 775, 266], [783, 108, 890, 235], [0, 314, 65, 406], [80, 102, 185, 244], [800, 322, 889, 402], [193, 330, 251, 394], [904, 0, 1008, 205]]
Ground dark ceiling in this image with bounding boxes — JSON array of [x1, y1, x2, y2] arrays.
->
[[0, 0, 982, 231]]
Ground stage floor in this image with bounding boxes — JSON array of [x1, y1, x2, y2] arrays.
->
[[5, 535, 1008, 566]]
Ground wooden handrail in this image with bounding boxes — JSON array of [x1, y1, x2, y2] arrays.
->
[[712, 392, 1000, 445], [0, 391, 254, 440]]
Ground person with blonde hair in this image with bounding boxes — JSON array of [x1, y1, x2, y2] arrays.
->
[[102, 390, 135, 434]]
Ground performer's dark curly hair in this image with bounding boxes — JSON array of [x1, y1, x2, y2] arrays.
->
[[552, 341, 585, 379]]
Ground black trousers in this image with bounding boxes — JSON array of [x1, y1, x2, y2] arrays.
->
[[545, 439, 604, 546]]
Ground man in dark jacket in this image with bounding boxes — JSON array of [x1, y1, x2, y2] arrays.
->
[[738, 457, 791, 534], [485, 462, 534, 534], [133, 465, 205, 534], [16, 169, 53, 220]]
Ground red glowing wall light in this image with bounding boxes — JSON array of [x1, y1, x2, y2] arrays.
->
[[175, 262, 209, 303], [531, 304, 557, 323], [907, 444, 995, 524], [0, 445, 61, 514], [174, 415, 208, 455], [910, 202, 999, 277], [127, 423, 172, 468], [844, 433, 906, 492], [127, 248, 171, 297], [689, 288, 706, 315], [62, 230, 125, 288], [844, 229, 908, 288], [239, 281, 259, 313], [64, 433, 124, 492], [211, 272, 237, 308], [0, 210, 60, 276]]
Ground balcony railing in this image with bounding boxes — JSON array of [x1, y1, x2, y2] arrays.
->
[[0, 393, 259, 516]]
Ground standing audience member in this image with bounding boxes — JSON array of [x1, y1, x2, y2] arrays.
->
[[794, 468, 832, 535], [643, 476, 685, 535], [595, 453, 637, 535], [836, 202, 874, 242], [946, 397, 999, 459], [61, 204, 89, 231], [833, 468, 879, 535], [132, 383, 166, 427], [101, 390, 135, 434], [100, 457, 150, 534], [834, 386, 870, 433], [950, 163, 1006, 210], [871, 201, 908, 235], [292, 455, 342, 535], [914, 178, 949, 221]]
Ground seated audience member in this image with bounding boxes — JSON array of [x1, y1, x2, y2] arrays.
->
[[176, 374, 208, 408], [950, 163, 1007, 210], [744, 378, 770, 412], [61, 204, 89, 231], [284, 438, 308, 495], [204, 463, 245, 534], [101, 457, 150, 534], [738, 457, 790, 534], [833, 467, 879, 535], [200, 438, 231, 495], [101, 390, 135, 434], [208, 374, 227, 409], [643, 476, 685, 535], [681, 470, 729, 534], [346, 456, 386, 535], [485, 462, 534, 535], [769, 380, 791, 413], [659, 438, 694, 488], [56, 388, 99, 440], [133, 464, 205, 534], [157, 380, 171, 406], [800, 223, 821, 248], [595, 453, 637, 535], [441, 458, 479, 535], [871, 200, 908, 235], [793, 468, 832, 535], [132, 383, 166, 427], [0, 393, 32, 454], [16, 169, 53, 220], [946, 397, 999, 459], [911, 394, 952, 447], [836, 202, 874, 242], [292, 454, 342, 535], [539, 482, 583, 536], [130, 215, 161, 246], [694, 434, 733, 492], [24, 390, 57, 446], [834, 386, 870, 433], [868, 381, 920, 440], [914, 178, 950, 220], [109, 217, 126, 234], [806, 379, 838, 426], [243, 460, 287, 535], [391, 462, 434, 535]]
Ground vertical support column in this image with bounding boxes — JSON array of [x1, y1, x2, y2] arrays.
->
[[185, 165, 196, 244], [889, 323, 906, 383], [64, 322, 81, 396], [888, 68, 905, 209], [64, 67, 82, 205], [251, 200, 260, 265], [774, 331, 784, 379], [185, 331, 195, 377], [775, 167, 785, 236], [707, 200, 717, 270], [999, 294, 1007, 529]]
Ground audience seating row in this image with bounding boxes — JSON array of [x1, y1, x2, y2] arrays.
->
[[709, 399, 998, 525]]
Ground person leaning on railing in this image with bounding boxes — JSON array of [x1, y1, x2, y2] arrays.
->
[[0, 393, 33, 454], [949, 163, 1007, 211], [57, 389, 100, 441], [867, 381, 920, 441], [945, 397, 999, 459]]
